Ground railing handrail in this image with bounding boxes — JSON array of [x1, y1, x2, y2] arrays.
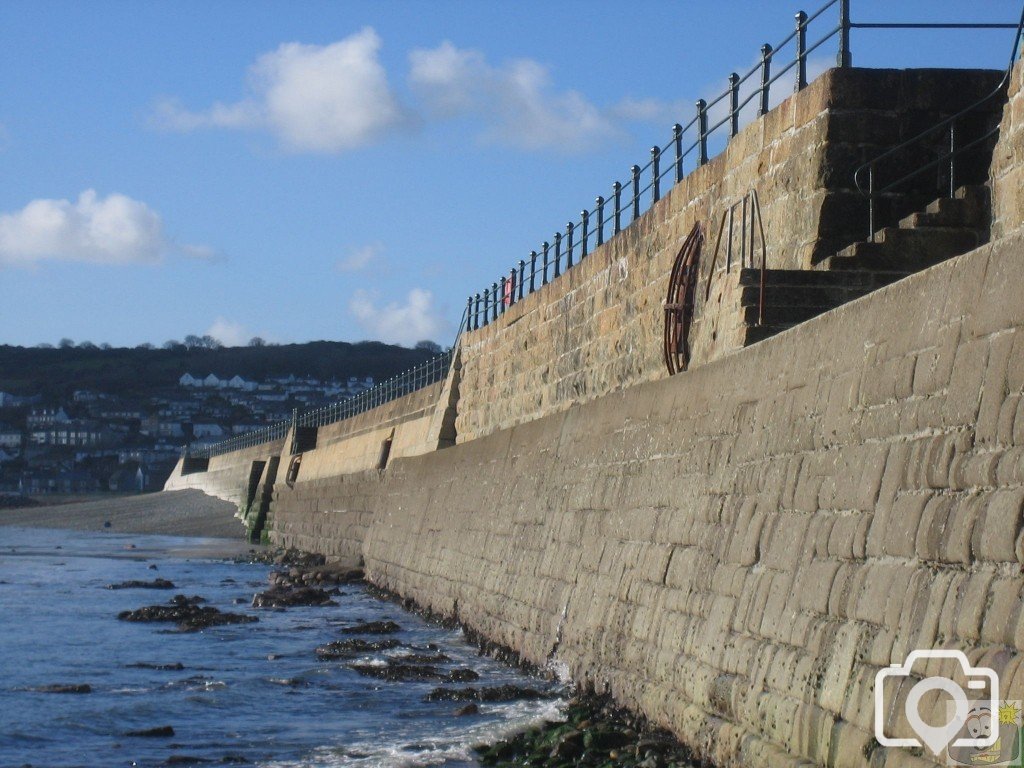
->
[[703, 189, 768, 325], [462, 0, 1023, 332], [853, 4, 1024, 207], [187, 348, 455, 459]]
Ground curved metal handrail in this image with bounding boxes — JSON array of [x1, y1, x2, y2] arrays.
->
[[852, 4, 1024, 235]]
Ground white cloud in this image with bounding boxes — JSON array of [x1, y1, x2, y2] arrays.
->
[[337, 242, 383, 273], [205, 317, 252, 347], [0, 189, 211, 267], [349, 287, 445, 346], [409, 42, 617, 152], [152, 28, 407, 153]]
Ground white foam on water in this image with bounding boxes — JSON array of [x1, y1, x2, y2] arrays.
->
[[260, 698, 567, 768]]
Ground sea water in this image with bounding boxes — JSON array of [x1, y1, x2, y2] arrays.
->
[[0, 527, 565, 767]]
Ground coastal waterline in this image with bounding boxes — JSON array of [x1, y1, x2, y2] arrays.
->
[[0, 527, 566, 767]]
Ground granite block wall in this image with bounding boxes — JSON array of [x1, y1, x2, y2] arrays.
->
[[266, 229, 1024, 768], [455, 68, 1003, 446]]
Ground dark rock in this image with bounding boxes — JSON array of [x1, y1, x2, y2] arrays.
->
[[126, 725, 175, 737], [103, 521, 111, 528], [106, 578, 176, 590], [454, 703, 479, 716], [392, 651, 451, 664], [127, 662, 185, 671], [315, 638, 400, 660], [148, 564, 158, 570], [549, 729, 584, 760], [340, 620, 401, 635], [169, 594, 206, 605], [349, 662, 479, 683], [251, 586, 337, 608], [118, 598, 257, 632], [163, 757, 211, 765], [425, 684, 552, 703], [32, 683, 91, 694]]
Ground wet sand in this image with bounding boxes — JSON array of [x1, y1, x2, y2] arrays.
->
[[0, 490, 245, 539]]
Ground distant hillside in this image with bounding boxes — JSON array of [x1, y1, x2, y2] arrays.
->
[[0, 341, 435, 401]]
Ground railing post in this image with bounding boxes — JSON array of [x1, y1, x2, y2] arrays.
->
[[491, 282, 499, 321], [529, 250, 538, 293], [613, 182, 622, 234], [518, 260, 525, 300], [498, 277, 506, 315], [673, 123, 683, 183], [729, 73, 740, 137], [838, 0, 852, 68], [651, 146, 661, 202], [867, 162, 875, 241], [596, 196, 605, 245], [631, 165, 641, 221], [795, 11, 808, 91], [565, 222, 574, 269], [759, 44, 773, 116], [581, 209, 589, 258], [696, 99, 708, 165], [949, 122, 957, 197], [542, 241, 550, 285], [553, 232, 562, 278], [474, 293, 481, 330], [466, 296, 473, 331], [482, 288, 490, 325]]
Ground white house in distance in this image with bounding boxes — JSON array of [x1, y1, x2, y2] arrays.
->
[[178, 373, 258, 391]]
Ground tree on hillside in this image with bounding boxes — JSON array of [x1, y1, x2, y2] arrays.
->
[[163, 340, 184, 350], [415, 340, 442, 354], [59, 338, 74, 348], [78, 341, 97, 349], [136, 342, 154, 350], [248, 337, 266, 347]]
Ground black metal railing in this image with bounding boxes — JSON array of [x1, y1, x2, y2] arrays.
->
[[854, 7, 1024, 239], [188, 349, 455, 458], [463, 0, 1023, 330], [186, 420, 290, 460], [296, 350, 453, 429]]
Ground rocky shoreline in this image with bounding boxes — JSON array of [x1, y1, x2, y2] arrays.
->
[[44, 543, 697, 767], [474, 697, 699, 768], [260, 548, 700, 768]]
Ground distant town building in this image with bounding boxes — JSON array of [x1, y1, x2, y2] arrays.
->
[[0, 392, 42, 408], [0, 430, 22, 450], [191, 423, 225, 439], [30, 421, 107, 447], [26, 407, 71, 428]]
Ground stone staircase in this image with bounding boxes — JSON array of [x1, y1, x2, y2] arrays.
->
[[816, 185, 989, 271], [738, 185, 990, 346]]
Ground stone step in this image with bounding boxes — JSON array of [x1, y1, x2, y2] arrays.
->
[[821, 226, 979, 270], [739, 282, 896, 309], [741, 303, 836, 326], [901, 186, 989, 230], [738, 268, 901, 289], [742, 323, 797, 346]]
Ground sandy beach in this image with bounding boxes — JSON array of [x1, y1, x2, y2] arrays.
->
[[0, 490, 245, 539]]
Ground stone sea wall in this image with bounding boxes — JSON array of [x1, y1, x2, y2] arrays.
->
[[992, 60, 1024, 238], [273, 228, 1024, 768], [164, 439, 287, 511], [455, 68, 1002, 446]]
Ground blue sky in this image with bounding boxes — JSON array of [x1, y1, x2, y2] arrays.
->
[[0, 0, 1020, 348]]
